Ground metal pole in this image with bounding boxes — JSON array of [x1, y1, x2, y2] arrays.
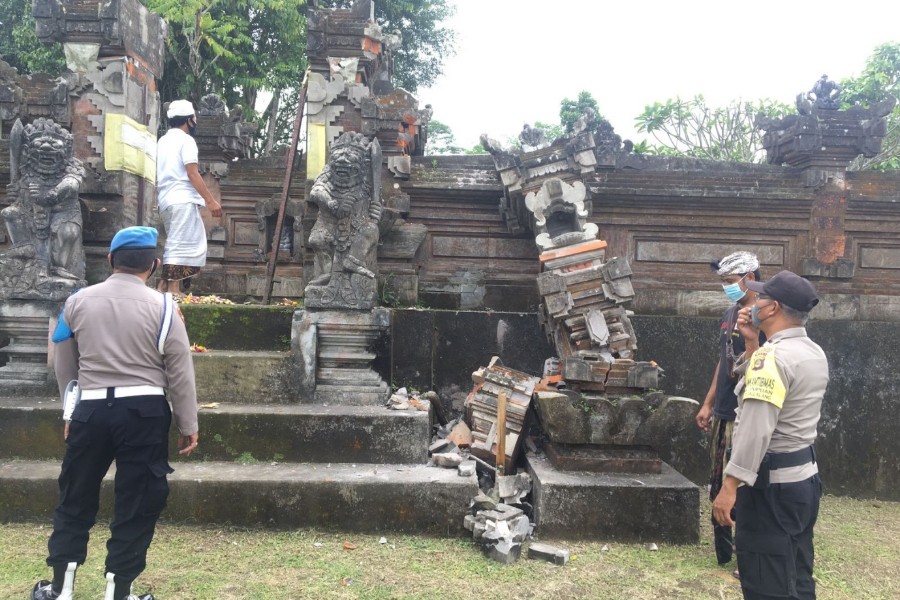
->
[[263, 75, 309, 305]]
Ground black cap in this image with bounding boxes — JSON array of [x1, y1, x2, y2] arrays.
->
[[745, 270, 819, 312]]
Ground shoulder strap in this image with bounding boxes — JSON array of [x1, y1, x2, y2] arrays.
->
[[157, 292, 175, 355]]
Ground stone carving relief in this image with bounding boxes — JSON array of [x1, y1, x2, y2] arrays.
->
[[0, 118, 86, 300], [525, 178, 598, 250], [305, 132, 383, 309], [806, 74, 842, 110]]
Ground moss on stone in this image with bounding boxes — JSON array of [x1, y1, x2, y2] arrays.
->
[[179, 304, 295, 350]]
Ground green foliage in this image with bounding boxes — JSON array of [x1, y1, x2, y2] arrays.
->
[[325, 0, 456, 93], [634, 95, 792, 163], [425, 119, 465, 154], [841, 42, 900, 171], [534, 120, 566, 144], [0, 0, 65, 75], [560, 91, 603, 134]]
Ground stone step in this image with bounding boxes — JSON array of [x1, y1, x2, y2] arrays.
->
[[527, 455, 700, 543], [0, 398, 431, 464], [191, 350, 292, 404], [0, 459, 477, 534]]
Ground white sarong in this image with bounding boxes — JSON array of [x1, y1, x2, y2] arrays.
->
[[160, 203, 207, 267]]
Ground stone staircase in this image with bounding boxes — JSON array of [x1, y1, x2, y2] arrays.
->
[[0, 304, 701, 542], [0, 304, 478, 534]]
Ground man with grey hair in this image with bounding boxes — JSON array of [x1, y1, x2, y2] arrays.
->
[[713, 270, 828, 600], [697, 251, 763, 571]]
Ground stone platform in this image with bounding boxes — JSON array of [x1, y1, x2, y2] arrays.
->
[[0, 460, 477, 534], [0, 398, 430, 464], [527, 455, 700, 543]]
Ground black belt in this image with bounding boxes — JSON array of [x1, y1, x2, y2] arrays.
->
[[766, 445, 816, 470]]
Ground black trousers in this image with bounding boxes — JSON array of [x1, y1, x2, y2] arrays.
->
[[47, 395, 174, 581], [735, 474, 822, 600]]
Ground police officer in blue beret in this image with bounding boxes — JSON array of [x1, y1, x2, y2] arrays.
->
[[31, 226, 199, 600]]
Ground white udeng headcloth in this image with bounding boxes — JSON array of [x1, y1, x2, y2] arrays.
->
[[715, 251, 760, 276]]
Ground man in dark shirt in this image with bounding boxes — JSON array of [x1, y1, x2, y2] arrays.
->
[[696, 251, 763, 570]]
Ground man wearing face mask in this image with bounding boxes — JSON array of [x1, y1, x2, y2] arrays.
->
[[155, 99, 222, 296], [712, 270, 828, 600], [696, 251, 763, 571]]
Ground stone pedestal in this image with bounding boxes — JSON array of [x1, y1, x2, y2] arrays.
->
[[0, 300, 60, 394], [291, 308, 390, 405], [528, 454, 700, 543]]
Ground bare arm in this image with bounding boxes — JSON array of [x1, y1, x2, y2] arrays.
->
[[696, 359, 719, 431], [185, 163, 222, 217]]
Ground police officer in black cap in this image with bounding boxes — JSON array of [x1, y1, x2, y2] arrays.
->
[[32, 226, 198, 600], [712, 270, 828, 600]]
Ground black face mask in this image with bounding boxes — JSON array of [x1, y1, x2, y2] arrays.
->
[[187, 118, 197, 137], [149, 259, 159, 278]]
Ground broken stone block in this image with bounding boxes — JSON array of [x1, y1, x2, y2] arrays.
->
[[432, 452, 463, 468], [472, 492, 497, 512], [428, 438, 453, 454], [473, 521, 486, 540], [483, 539, 522, 564], [463, 514, 476, 532], [527, 542, 570, 565], [498, 473, 532, 503], [508, 515, 532, 543], [446, 420, 474, 448], [458, 461, 476, 477]]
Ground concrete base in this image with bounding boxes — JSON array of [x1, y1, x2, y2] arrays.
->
[[292, 308, 391, 405], [0, 460, 478, 533], [527, 454, 700, 543], [0, 398, 431, 464], [0, 300, 61, 393]]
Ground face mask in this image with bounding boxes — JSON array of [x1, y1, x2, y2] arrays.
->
[[721, 273, 747, 302], [750, 303, 772, 329], [722, 281, 746, 302], [188, 119, 197, 136]]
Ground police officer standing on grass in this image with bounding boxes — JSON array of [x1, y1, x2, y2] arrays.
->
[[712, 270, 829, 600], [31, 226, 198, 600]]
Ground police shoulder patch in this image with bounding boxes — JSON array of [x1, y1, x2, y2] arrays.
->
[[742, 346, 787, 408]]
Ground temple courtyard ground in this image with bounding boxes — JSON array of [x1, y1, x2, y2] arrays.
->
[[1, 495, 897, 599]]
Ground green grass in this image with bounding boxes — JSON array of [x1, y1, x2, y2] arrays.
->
[[1, 495, 898, 599]]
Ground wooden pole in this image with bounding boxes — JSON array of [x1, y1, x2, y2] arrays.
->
[[496, 391, 507, 476], [262, 77, 309, 305]]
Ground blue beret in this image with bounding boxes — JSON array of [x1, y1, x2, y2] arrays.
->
[[110, 226, 159, 253]]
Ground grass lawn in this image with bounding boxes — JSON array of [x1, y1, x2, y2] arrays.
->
[[1, 495, 897, 599]]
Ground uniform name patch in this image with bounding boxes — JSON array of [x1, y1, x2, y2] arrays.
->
[[742, 346, 786, 408]]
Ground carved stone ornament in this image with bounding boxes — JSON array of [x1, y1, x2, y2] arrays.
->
[[0, 118, 86, 300], [525, 178, 598, 250], [198, 93, 228, 117], [807, 74, 842, 110], [305, 132, 383, 309]]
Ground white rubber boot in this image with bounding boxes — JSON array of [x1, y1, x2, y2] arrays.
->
[[103, 572, 117, 600], [57, 562, 77, 600]]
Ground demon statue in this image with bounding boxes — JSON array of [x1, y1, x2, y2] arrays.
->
[[1, 118, 86, 300], [305, 132, 383, 309]]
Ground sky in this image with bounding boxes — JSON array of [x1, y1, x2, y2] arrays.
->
[[416, 0, 900, 150]]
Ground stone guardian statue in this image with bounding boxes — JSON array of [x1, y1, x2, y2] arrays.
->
[[1, 118, 86, 300], [305, 132, 383, 309]]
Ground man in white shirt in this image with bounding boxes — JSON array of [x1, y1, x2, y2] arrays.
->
[[155, 99, 222, 295]]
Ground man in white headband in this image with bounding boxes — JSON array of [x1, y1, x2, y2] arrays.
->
[[155, 99, 222, 296], [696, 250, 763, 576]]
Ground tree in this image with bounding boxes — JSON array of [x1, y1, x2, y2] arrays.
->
[[0, 0, 65, 75], [560, 91, 603, 134], [841, 42, 900, 171], [325, 0, 456, 93], [425, 119, 464, 155], [634, 95, 792, 163]]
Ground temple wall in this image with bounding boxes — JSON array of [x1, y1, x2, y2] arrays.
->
[[391, 308, 900, 499]]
